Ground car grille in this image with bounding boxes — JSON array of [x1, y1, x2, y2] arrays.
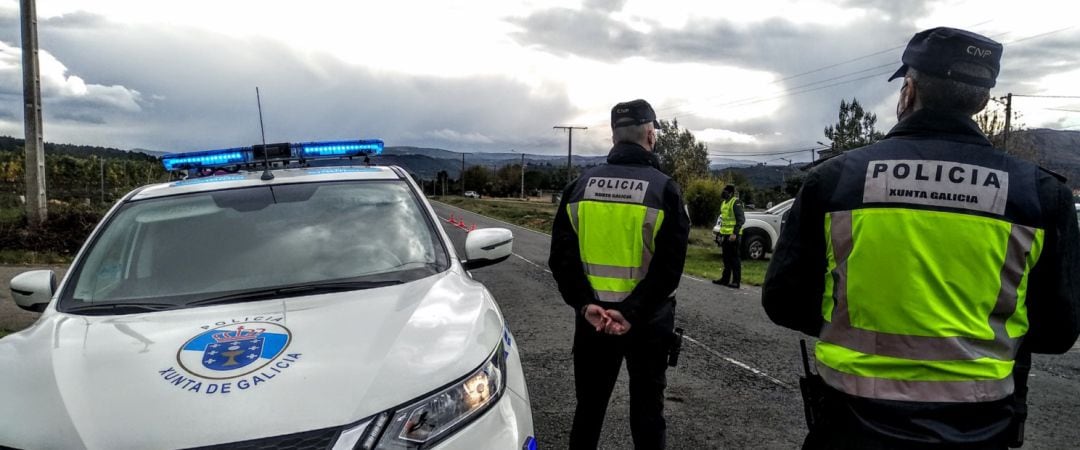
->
[[183, 426, 342, 450]]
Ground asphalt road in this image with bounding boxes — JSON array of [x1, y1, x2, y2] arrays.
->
[[431, 201, 1080, 449], [0, 203, 1077, 449]]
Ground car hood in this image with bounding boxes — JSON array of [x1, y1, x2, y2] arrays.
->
[[0, 269, 504, 449]]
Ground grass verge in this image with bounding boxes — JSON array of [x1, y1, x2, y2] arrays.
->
[[434, 196, 557, 233], [0, 249, 72, 265], [434, 196, 769, 285]]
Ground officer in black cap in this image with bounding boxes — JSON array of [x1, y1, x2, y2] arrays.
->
[[550, 99, 690, 449], [764, 27, 1080, 449]]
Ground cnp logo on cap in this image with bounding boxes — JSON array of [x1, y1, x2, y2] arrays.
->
[[611, 99, 659, 129], [888, 27, 1002, 88]]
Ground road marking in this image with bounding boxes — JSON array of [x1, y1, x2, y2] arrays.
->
[[514, 253, 552, 274], [681, 334, 792, 389], [433, 201, 554, 238]]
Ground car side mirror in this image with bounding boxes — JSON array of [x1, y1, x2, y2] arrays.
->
[[10, 270, 55, 313], [462, 228, 513, 271]]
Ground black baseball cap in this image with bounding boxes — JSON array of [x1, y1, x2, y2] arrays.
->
[[888, 27, 1002, 88], [611, 99, 659, 129]]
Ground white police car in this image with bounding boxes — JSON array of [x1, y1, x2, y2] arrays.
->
[[0, 140, 536, 450]]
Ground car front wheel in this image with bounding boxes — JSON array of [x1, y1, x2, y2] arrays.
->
[[742, 234, 768, 260]]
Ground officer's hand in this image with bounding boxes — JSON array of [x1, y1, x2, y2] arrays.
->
[[603, 310, 631, 335], [727, 234, 737, 242], [583, 304, 611, 332]]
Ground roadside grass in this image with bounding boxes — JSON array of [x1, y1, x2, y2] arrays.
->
[[685, 228, 769, 286], [0, 329, 9, 339], [434, 196, 557, 233], [0, 249, 72, 265], [435, 197, 770, 285]]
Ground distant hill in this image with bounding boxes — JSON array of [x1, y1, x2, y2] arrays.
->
[[1021, 129, 1080, 189], [709, 158, 758, 169], [0, 136, 159, 161], [715, 164, 805, 189]]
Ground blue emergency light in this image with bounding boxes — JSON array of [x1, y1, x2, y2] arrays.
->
[[161, 148, 249, 171], [160, 139, 384, 171], [297, 139, 383, 158]]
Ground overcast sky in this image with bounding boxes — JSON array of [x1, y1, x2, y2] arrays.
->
[[0, 0, 1077, 163]]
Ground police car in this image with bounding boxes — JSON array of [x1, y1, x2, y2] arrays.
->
[[0, 140, 536, 450]]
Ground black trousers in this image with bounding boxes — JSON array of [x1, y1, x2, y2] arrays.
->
[[720, 235, 741, 285], [569, 301, 674, 450]]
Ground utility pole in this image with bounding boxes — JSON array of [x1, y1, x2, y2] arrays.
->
[[1003, 93, 1012, 152], [520, 152, 526, 200], [554, 126, 587, 183], [99, 158, 105, 203], [461, 153, 465, 195], [21, 0, 46, 225]]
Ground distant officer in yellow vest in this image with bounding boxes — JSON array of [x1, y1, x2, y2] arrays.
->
[[549, 99, 690, 449], [763, 27, 1080, 449], [713, 184, 745, 289]]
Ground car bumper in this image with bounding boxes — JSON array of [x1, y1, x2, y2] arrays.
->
[[433, 387, 534, 449]]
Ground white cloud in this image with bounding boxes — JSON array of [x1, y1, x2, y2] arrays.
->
[[695, 128, 759, 145], [0, 40, 142, 115]]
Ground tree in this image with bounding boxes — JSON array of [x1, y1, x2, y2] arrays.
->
[[683, 178, 726, 226], [653, 118, 709, 188], [822, 98, 885, 155]]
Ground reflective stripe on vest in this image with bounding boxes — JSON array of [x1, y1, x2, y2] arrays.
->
[[817, 208, 1044, 403], [719, 197, 740, 235], [571, 201, 663, 302]]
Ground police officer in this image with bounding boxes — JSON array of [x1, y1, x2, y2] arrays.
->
[[712, 184, 745, 288], [549, 99, 690, 449], [762, 27, 1080, 449]]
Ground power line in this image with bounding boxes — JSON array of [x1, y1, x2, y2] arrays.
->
[[708, 147, 825, 157], [1012, 94, 1080, 99]]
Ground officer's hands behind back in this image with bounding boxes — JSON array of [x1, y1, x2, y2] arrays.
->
[[583, 304, 631, 336]]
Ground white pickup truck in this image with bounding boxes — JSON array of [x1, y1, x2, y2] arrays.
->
[[713, 198, 794, 260]]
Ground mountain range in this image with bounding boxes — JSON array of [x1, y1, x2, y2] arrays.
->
[[5, 128, 1079, 189]]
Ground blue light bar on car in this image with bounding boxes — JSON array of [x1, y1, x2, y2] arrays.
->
[[160, 139, 384, 171], [161, 147, 250, 171], [296, 139, 384, 158]]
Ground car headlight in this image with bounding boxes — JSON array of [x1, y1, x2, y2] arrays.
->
[[346, 342, 508, 449]]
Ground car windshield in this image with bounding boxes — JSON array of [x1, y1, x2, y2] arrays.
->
[[60, 180, 447, 311], [766, 199, 794, 215]]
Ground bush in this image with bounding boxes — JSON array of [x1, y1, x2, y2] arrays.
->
[[0, 203, 104, 255], [683, 178, 725, 226]]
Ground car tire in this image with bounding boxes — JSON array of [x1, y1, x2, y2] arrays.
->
[[742, 234, 768, 260]]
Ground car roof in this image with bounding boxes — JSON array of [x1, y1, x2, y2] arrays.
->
[[131, 165, 405, 201]]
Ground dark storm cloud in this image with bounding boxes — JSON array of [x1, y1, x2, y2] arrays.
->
[[52, 111, 106, 124], [998, 28, 1080, 87], [0, 12, 578, 154], [509, 8, 914, 75]]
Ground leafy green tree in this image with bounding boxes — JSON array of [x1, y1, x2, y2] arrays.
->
[[823, 98, 885, 154], [683, 177, 726, 226], [654, 119, 709, 188]]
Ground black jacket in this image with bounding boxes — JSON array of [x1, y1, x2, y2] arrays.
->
[[762, 109, 1080, 444], [549, 142, 690, 324]]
